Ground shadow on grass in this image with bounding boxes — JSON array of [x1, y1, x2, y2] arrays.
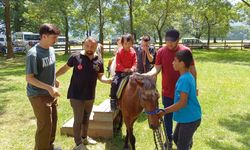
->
[[0, 99, 10, 116], [93, 130, 124, 150], [206, 113, 250, 149], [0, 69, 25, 77], [193, 49, 250, 66]]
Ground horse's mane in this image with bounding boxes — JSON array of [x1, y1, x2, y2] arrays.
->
[[130, 73, 156, 90]]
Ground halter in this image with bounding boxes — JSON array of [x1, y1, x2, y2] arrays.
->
[[144, 108, 165, 115]]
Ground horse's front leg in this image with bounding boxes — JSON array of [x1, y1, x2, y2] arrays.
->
[[124, 128, 136, 150], [129, 128, 136, 150], [124, 129, 129, 150]]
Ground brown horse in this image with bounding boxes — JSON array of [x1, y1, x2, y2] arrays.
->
[[117, 73, 160, 150]]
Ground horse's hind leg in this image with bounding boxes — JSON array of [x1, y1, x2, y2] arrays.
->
[[113, 110, 123, 134], [116, 110, 123, 131]]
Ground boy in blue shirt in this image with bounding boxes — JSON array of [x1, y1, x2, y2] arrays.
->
[[158, 50, 201, 150]]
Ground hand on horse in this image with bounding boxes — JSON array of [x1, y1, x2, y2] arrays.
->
[[157, 109, 166, 118], [55, 79, 60, 88], [124, 68, 133, 73]]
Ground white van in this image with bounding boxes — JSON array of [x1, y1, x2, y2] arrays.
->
[[13, 32, 40, 52], [181, 38, 207, 49], [0, 34, 7, 54], [54, 36, 66, 48], [0, 34, 6, 46]]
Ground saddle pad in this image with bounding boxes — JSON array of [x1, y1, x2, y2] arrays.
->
[[116, 76, 129, 99]]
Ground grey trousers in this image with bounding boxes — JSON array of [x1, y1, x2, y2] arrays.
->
[[70, 99, 94, 145], [173, 119, 201, 150]]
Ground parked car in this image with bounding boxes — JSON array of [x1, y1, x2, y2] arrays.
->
[[69, 39, 81, 45], [181, 38, 208, 49], [244, 42, 250, 48]]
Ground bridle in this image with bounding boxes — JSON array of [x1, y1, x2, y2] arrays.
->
[[138, 88, 162, 116], [138, 88, 169, 150], [144, 108, 165, 115]]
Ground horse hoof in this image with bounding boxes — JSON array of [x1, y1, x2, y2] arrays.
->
[[123, 146, 130, 150]]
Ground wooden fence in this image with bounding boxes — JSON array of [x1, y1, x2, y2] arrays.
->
[[55, 40, 250, 52]]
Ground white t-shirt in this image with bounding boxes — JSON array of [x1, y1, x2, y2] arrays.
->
[[95, 44, 103, 60], [110, 57, 116, 77]]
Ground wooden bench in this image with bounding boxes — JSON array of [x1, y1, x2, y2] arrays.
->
[[60, 99, 119, 138]]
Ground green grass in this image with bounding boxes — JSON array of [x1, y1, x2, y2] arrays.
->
[[0, 49, 250, 150]]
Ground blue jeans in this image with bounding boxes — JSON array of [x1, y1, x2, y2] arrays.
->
[[162, 96, 174, 143]]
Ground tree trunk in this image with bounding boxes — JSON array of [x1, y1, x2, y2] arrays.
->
[[13, 2, 22, 32], [213, 37, 217, 43], [242, 0, 250, 7], [205, 16, 210, 50], [207, 25, 210, 49], [64, 16, 69, 55], [4, 0, 14, 59], [128, 0, 133, 35], [156, 28, 163, 47], [98, 0, 104, 44]]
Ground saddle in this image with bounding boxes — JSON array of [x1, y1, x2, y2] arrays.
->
[[116, 75, 130, 99]]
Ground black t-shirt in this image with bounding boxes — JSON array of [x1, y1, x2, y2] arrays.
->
[[67, 52, 104, 100]]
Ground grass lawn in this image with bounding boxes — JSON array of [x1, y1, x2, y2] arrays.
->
[[0, 49, 250, 150]]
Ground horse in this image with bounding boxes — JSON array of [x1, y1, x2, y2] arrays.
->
[[116, 73, 161, 150]]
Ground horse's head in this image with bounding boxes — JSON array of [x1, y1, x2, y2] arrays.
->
[[130, 73, 160, 130]]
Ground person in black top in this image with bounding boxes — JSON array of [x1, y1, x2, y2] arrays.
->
[[56, 37, 112, 150], [135, 35, 156, 73]]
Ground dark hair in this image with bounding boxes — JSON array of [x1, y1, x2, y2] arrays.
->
[[175, 50, 193, 68], [39, 23, 60, 36], [165, 29, 180, 42], [121, 33, 134, 44], [116, 37, 121, 42], [142, 35, 150, 42]]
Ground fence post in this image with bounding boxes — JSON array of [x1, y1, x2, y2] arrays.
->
[[241, 40, 243, 50], [69, 44, 71, 53], [109, 41, 111, 52], [224, 40, 226, 50]]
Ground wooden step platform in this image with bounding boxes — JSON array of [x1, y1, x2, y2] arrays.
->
[[61, 99, 119, 138]]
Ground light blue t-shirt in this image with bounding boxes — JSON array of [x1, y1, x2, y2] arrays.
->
[[173, 72, 202, 123]]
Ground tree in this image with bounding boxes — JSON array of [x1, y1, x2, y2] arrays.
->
[[24, 0, 74, 54], [71, 0, 96, 39], [135, 0, 184, 46], [242, 0, 250, 7], [237, 0, 250, 26], [126, 0, 134, 35], [2, 0, 14, 58], [187, 0, 238, 48]]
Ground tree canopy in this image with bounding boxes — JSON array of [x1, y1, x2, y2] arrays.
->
[[1, 0, 249, 58]]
